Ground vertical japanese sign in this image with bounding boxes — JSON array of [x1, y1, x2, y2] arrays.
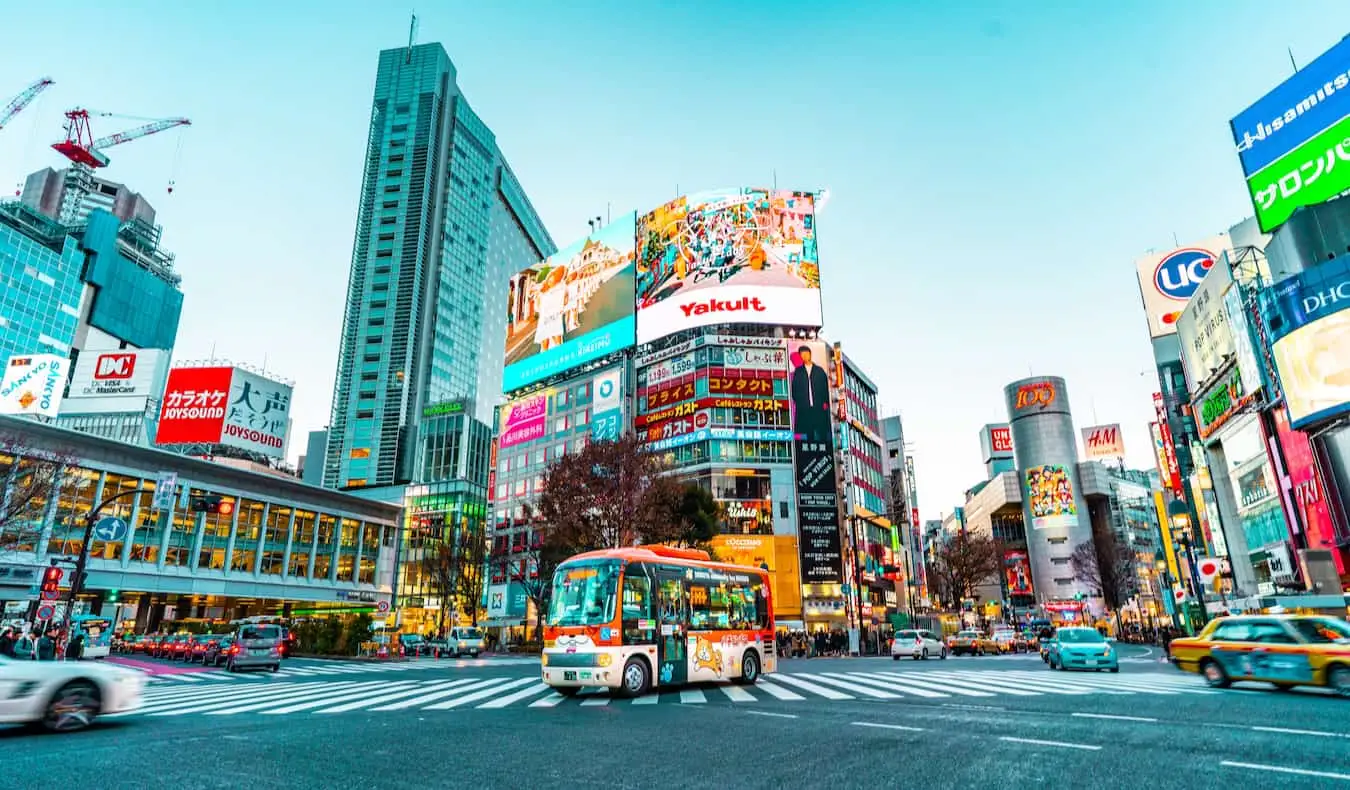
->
[[220, 369, 292, 458], [1152, 392, 1185, 496], [155, 366, 233, 445], [787, 340, 843, 584], [590, 368, 623, 442], [498, 394, 547, 450]]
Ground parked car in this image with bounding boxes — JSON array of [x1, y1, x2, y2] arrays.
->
[[204, 636, 236, 667], [164, 634, 194, 661], [891, 629, 947, 660], [0, 654, 144, 732], [1046, 627, 1119, 672], [398, 634, 434, 657], [187, 634, 228, 663], [446, 627, 487, 658]]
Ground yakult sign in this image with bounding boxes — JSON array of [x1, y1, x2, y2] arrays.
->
[[1134, 235, 1231, 339]]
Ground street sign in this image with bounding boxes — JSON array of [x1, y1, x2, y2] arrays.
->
[[36, 604, 55, 620], [39, 588, 59, 601], [93, 516, 129, 543], [376, 600, 390, 613], [152, 471, 178, 510]]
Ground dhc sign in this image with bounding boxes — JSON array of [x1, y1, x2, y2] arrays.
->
[[1154, 248, 1215, 301]]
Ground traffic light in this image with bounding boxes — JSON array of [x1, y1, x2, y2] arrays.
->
[[190, 495, 235, 516], [106, 589, 120, 604], [1073, 591, 1085, 601], [40, 566, 63, 595]]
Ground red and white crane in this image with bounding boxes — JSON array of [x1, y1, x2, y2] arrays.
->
[[52, 108, 191, 169], [0, 77, 54, 131]]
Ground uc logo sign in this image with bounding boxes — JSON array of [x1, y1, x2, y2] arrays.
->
[[1154, 248, 1215, 301]]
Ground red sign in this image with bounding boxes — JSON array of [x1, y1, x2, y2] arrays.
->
[[1004, 550, 1033, 595], [911, 508, 919, 530], [94, 353, 136, 380], [1014, 382, 1056, 411], [156, 367, 233, 445], [642, 380, 696, 411], [1271, 407, 1344, 574], [707, 376, 773, 396], [990, 426, 1013, 453], [643, 410, 711, 442], [638, 397, 787, 427]]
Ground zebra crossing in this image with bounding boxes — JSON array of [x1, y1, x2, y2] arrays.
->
[[138, 656, 542, 685], [114, 668, 1218, 718]]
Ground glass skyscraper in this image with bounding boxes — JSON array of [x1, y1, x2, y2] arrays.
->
[[324, 41, 554, 494]]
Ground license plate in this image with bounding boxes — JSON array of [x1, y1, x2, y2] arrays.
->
[[252, 649, 269, 656], [563, 671, 577, 681]]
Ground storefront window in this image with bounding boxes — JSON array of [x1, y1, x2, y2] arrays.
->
[[260, 504, 291, 575], [196, 489, 233, 570], [47, 467, 101, 557], [231, 499, 265, 572], [337, 518, 361, 581], [289, 509, 316, 577], [314, 513, 336, 579]]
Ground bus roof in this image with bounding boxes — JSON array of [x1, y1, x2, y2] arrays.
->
[[565, 545, 769, 577]]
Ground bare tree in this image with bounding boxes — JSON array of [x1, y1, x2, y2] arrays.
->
[[0, 434, 72, 553], [1070, 531, 1137, 612], [928, 532, 1004, 609], [418, 520, 489, 636]]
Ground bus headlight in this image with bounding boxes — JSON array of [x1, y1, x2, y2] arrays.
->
[[541, 654, 549, 667], [596, 654, 612, 667]]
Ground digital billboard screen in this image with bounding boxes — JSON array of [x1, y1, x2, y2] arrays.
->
[[635, 188, 821, 344], [786, 340, 844, 583], [503, 212, 637, 392]]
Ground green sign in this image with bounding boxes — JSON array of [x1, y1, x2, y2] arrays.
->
[[422, 400, 464, 418], [1247, 113, 1350, 232], [1196, 366, 1252, 439]]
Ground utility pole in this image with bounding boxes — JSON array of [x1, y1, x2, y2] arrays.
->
[[58, 487, 148, 637]]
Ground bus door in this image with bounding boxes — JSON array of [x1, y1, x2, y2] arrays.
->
[[655, 568, 689, 687], [620, 563, 658, 660]]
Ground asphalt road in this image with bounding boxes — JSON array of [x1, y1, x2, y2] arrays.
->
[[6, 645, 1348, 789]]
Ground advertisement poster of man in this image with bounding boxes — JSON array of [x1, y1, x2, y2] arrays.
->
[[787, 340, 844, 584], [1004, 550, 1033, 596]]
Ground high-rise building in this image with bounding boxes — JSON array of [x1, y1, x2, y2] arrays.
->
[[20, 167, 157, 227], [324, 42, 554, 493]]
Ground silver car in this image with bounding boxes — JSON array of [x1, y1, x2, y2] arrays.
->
[[224, 624, 283, 673], [891, 629, 948, 660]]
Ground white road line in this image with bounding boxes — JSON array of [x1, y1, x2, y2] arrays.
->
[[631, 693, 659, 705], [134, 682, 329, 712], [744, 710, 797, 719], [792, 673, 897, 699], [856, 672, 991, 698], [769, 673, 854, 700], [1072, 712, 1158, 723], [999, 736, 1102, 751], [718, 684, 757, 702], [152, 682, 368, 716], [755, 680, 806, 700], [852, 721, 925, 732], [316, 680, 472, 713], [1000, 672, 1131, 695], [205, 682, 388, 716], [1220, 761, 1350, 781], [826, 673, 947, 698], [1251, 726, 1350, 739], [261, 683, 421, 715], [368, 677, 512, 711], [173, 675, 202, 682], [422, 677, 539, 710], [529, 693, 566, 708], [680, 689, 707, 704], [475, 683, 553, 710], [580, 697, 611, 707], [919, 671, 1075, 696]]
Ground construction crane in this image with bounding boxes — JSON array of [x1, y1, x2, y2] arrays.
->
[[0, 77, 54, 131], [52, 108, 190, 169]]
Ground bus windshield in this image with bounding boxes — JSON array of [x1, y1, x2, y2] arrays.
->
[[548, 561, 620, 627]]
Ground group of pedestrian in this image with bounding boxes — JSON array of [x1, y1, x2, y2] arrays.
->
[[0, 625, 83, 661], [776, 629, 851, 658]]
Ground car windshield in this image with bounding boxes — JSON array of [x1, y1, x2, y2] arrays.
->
[[1057, 628, 1106, 644], [241, 626, 281, 641], [548, 560, 620, 627], [1290, 617, 1350, 644], [459, 628, 483, 639], [956, 631, 979, 638], [402, 634, 424, 643]]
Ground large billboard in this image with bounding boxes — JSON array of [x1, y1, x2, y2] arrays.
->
[[1134, 235, 1231, 339], [155, 366, 293, 458], [786, 340, 843, 584], [1024, 464, 1078, 530], [709, 534, 802, 618], [1231, 36, 1350, 231], [497, 394, 547, 450], [635, 188, 821, 344], [1266, 261, 1350, 429], [0, 354, 68, 418], [1081, 424, 1125, 462], [503, 212, 637, 392], [61, 349, 170, 415], [1175, 256, 1236, 390]]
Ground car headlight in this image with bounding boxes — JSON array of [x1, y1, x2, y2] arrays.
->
[[541, 654, 549, 666]]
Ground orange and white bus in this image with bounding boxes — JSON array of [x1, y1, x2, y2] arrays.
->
[[542, 545, 776, 697]]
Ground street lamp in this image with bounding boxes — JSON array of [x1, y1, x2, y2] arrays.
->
[[1167, 500, 1209, 630]]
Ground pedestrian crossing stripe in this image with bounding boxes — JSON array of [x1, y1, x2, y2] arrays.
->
[[137, 656, 541, 684], [113, 669, 1218, 717]]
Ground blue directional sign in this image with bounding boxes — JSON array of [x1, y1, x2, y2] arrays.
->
[[93, 516, 128, 543]]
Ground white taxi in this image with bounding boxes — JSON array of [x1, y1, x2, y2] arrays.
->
[[0, 656, 145, 732]]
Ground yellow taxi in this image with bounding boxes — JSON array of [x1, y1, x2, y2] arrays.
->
[[948, 629, 1000, 657], [1169, 614, 1350, 696]]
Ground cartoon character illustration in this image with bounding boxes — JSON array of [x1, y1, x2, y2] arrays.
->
[[693, 636, 723, 677], [660, 663, 674, 684]]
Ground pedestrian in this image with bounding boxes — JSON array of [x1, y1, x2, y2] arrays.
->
[[65, 633, 85, 661], [13, 629, 35, 659], [0, 627, 14, 658], [36, 629, 57, 661]]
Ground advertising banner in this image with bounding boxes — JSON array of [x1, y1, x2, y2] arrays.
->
[[709, 534, 802, 618], [1024, 464, 1078, 530], [590, 368, 623, 442], [1009, 379, 1064, 417], [1195, 366, 1256, 440], [1224, 283, 1264, 399], [638, 396, 785, 428], [1231, 37, 1350, 230], [61, 349, 169, 415], [485, 582, 528, 620], [1271, 406, 1344, 573], [1267, 262, 1350, 428], [498, 394, 547, 450], [1134, 236, 1230, 339], [720, 344, 787, 371], [981, 424, 1014, 461], [1081, 424, 1126, 461], [635, 188, 822, 344], [641, 353, 695, 387], [1175, 257, 1236, 390], [1003, 550, 1033, 596], [1149, 422, 1176, 496], [155, 366, 233, 444], [641, 379, 696, 414], [646, 425, 793, 453], [503, 212, 637, 392], [786, 340, 843, 583], [0, 354, 68, 418], [642, 409, 710, 445], [220, 368, 292, 458], [706, 375, 774, 397]]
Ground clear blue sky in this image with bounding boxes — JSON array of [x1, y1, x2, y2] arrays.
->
[[0, 0, 1344, 518]]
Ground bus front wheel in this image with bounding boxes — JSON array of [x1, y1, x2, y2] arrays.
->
[[618, 657, 651, 698], [733, 650, 760, 686]]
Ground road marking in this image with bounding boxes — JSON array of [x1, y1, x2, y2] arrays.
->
[[1072, 713, 1158, 723], [944, 703, 1007, 712], [744, 710, 797, 719], [529, 693, 567, 708], [718, 684, 757, 702], [318, 680, 472, 713], [679, 689, 707, 704], [174, 675, 202, 682], [754, 680, 806, 700], [135, 682, 341, 715], [261, 682, 421, 715], [368, 677, 512, 711], [793, 673, 898, 699], [1220, 761, 1350, 781], [766, 674, 853, 700], [852, 721, 925, 732], [476, 683, 552, 710], [999, 736, 1101, 751], [856, 672, 992, 697], [829, 672, 948, 698], [579, 697, 610, 707], [631, 693, 659, 705], [422, 677, 539, 710], [1251, 726, 1350, 739], [153, 682, 368, 716]]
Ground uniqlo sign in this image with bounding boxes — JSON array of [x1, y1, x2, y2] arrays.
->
[[156, 367, 233, 445]]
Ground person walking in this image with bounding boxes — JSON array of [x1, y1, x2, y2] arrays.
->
[[13, 629, 35, 659], [0, 627, 15, 657], [36, 629, 57, 661]]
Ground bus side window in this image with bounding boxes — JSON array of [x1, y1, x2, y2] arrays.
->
[[752, 578, 770, 629], [621, 566, 653, 640]]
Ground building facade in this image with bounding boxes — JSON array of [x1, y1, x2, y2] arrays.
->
[[21, 167, 157, 228], [0, 415, 401, 631]]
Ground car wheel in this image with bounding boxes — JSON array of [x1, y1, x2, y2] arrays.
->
[[1327, 665, 1350, 697], [1200, 659, 1230, 688], [892, 654, 900, 661], [618, 657, 652, 697], [272, 664, 280, 673], [40, 681, 101, 733], [1109, 667, 1119, 674], [733, 650, 760, 686]]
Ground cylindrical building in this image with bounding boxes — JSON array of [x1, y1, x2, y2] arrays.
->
[[1003, 376, 1096, 605]]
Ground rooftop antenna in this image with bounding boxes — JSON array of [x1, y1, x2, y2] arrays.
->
[[209, 342, 217, 362], [606, 202, 611, 225], [1172, 231, 1181, 247], [1289, 46, 1299, 73], [773, 169, 778, 189], [406, 13, 419, 64]]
